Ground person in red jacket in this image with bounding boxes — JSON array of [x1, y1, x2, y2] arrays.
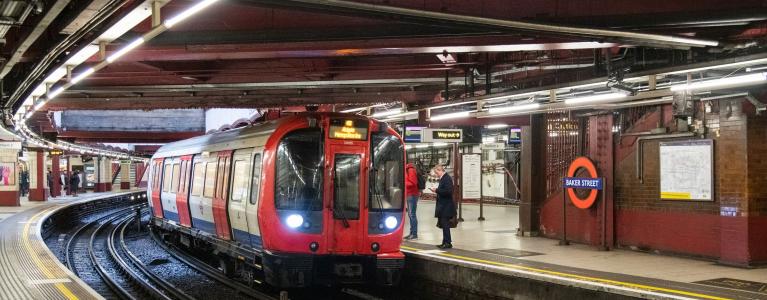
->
[[404, 161, 420, 240]]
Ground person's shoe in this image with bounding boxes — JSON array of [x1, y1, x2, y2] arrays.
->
[[440, 243, 452, 249], [403, 235, 413, 240]]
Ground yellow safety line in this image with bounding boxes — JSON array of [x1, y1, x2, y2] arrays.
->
[[22, 207, 79, 300], [400, 245, 730, 300]]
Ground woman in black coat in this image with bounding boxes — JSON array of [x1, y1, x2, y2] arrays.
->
[[429, 164, 455, 249]]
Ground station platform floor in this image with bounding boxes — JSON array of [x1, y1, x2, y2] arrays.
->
[[403, 201, 767, 299], [0, 191, 139, 300]]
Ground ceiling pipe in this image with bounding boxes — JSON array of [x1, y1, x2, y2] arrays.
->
[[0, 0, 71, 79], [241, 0, 718, 48]]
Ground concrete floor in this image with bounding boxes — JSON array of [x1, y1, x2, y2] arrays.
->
[[405, 201, 767, 284]]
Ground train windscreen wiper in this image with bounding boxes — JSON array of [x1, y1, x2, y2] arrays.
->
[[333, 205, 350, 228]]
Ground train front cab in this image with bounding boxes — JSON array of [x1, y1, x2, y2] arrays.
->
[[262, 117, 405, 288]]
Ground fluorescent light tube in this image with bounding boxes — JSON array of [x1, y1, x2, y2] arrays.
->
[[669, 73, 767, 92], [564, 92, 626, 105], [429, 110, 472, 121], [488, 103, 541, 114], [47, 87, 65, 99], [106, 38, 145, 63], [165, 0, 221, 28], [486, 124, 509, 129], [372, 109, 403, 118], [71, 67, 95, 84]]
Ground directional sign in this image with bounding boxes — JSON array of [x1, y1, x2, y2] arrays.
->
[[421, 128, 463, 143]]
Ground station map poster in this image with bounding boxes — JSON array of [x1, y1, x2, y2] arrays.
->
[[462, 154, 482, 199], [659, 139, 713, 201]]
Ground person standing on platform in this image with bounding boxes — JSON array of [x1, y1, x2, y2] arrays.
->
[[429, 164, 455, 249], [46, 169, 53, 197], [404, 161, 421, 240], [20, 170, 29, 196], [70, 170, 80, 197]]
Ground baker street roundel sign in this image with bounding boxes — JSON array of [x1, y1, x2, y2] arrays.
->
[[563, 157, 603, 209]]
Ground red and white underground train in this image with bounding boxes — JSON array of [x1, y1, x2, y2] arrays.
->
[[146, 113, 406, 287]]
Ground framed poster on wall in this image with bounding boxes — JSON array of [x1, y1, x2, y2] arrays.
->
[[461, 153, 482, 199], [659, 139, 713, 201]]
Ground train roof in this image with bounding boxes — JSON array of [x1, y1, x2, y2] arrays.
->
[[153, 118, 283, 158], [152, 112, 380, 158]]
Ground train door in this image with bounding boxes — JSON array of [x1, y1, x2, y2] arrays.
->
[[190, 155, 217, 234], [161, 157, 181, 223], [228, 149, 253, 246], [327, 144, 366, 254], [212, 151, 233, 240], [175, 155, 193, 227], [150, 158, 164, 218], [245, 150, 263, 248]]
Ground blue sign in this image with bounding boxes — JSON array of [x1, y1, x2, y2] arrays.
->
[[563, 177, 603, 190]]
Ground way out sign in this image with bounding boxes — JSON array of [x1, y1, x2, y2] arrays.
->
[[563, 157, 602, 209]]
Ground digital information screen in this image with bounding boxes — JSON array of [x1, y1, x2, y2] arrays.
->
[[329, 119, 369, 140], [508, 127, 522, 144], [404, 126, 426, 143]]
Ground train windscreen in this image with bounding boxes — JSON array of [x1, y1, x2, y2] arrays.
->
[[370, 131, 404, 210], [275, 128, 324, 211]]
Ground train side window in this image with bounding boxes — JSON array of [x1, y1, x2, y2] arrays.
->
[[170, 163, 181, 193], [162, 163, 173, 192], [250, 154, 262, 205], [203, 162, 216, 198], [216, 158, 224, 198], [231, 160, 251, 202], [178, 161, 187, 193], [191, 162, 204, 196]]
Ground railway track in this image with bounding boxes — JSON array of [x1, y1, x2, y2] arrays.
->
[[59, 203, 388, 300]]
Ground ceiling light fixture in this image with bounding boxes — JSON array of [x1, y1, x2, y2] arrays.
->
[[564, 92, 627, 105], [669, 73, 767, 92], [429, 110, 473, 121], [71, 68, 96, 84], [106, 38, 145, 63], [486, 124, 509, 129], [488, 103, 541, 114], [165, 0, 221, 28], [372, 109, 403, 118]]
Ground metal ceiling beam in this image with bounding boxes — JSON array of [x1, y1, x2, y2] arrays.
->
[[65, 78, 459, 93], [238, 0, 719, 48]]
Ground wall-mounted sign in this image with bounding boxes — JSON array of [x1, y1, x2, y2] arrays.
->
[[480, 143, 505, 150], [422, 128, 462, 143], [403, 125, 426, 143], [329, 119, 368, 140], [49, 149, 64, 156], [462, 154, 482, 199], [508, 127, 522, 144], [564, 156, 601, 209], [660, 139, 713, 201]]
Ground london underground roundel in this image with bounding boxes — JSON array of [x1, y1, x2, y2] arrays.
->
[[565, 157, 600, 209]]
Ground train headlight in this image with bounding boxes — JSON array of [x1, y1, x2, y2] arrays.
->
[[384, 216, 398, 229], [285, 214, 304, 229]]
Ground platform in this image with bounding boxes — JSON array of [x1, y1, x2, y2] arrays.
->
[[0, 191, 139, 300], [403, 201, 767, 300]]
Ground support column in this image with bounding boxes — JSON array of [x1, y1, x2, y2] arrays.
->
[[51, 154, 61, 197], [518, 114, 544, 236], [0, 142, 20, 206], [135, 162, 147, 188], [28, 150, 48, 201], [95, 156, 112, 192], [120, 161, 130, 190]]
